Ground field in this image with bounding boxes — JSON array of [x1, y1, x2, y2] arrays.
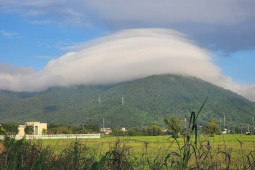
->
[[41, 134, 255, 156], [32, 134, 254, 169], [1, 134, 255, 169]]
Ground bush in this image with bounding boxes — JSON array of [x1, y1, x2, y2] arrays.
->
[[25, 126, 34, 135], [164, 117, 182, 138], [147, 124, 163, 136], [1, 124, 18, 135], [203, 118, 221, 136]]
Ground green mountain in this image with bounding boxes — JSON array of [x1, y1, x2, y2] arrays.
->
[[0, 74, 254, 128]]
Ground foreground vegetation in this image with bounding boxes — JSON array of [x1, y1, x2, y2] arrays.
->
[[0, 134, 254, 169], [1, 99, 255, 169], [1, 98, 254, 169]]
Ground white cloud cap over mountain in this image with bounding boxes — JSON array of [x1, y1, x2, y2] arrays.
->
[[0, 28, 254, 101]]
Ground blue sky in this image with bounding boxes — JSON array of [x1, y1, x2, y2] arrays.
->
[[0, 0, 255, 101], [214, 50, 255, 85], [0, 13, 105, 70]]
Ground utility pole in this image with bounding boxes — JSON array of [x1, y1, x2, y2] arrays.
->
[[224, 115, 225, 130], [220, 119, 222, 132], [103, 118, 105, 131], [98, 97, 101, 105], [121, 97, 124, 105], [184, 117, 187, 129], [253, 117, 254, 130]]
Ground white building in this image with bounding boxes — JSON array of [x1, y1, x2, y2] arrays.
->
[[17, 122, 47, 136], [100, 128, 112, 134], [26, 122, 47, 135]]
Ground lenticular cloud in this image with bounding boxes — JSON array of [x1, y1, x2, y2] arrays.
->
[[0, 28, 254, 101], [40, 29, 220, 86]]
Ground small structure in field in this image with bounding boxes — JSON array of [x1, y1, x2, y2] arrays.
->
[[17, 122, 47, 136], [100, 128, 112, 134], [222, 128, 229, 134]]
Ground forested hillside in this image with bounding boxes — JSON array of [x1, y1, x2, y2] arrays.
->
[[0, 74, 254, 128]]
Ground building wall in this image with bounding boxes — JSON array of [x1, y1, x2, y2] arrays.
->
[[17, 125, 26, 136], [25, 122, 47, 135]]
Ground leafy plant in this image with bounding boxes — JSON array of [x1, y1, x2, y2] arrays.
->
[[25, 126, 34, 135], [203, 118, 221, 136], [164, 97, 208, 169], [164, 116, 182, 138]]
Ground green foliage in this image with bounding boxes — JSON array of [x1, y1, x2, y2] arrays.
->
[[112, 126, 125, 136], [0, 74, 255, 128], [42, 128, 47, 135], [0, 137, 96, 169], [164, 98, 208, 168], [92, 139, 134, 169], [0, 126, 6, 135], [47, 121, 99, 134], [164, 116, 182, 138], [127, 128, 146, 136], [0, 136, 55, 169], [47, 124, 71, 134], [1, 98, 255, 169], [25, 126, 34, 135], [84, 120, 99, 133], [147, 124, 163, 136], [1, 135, 255, 169], [1, 124, 18, 135], [203, 118, 221, 136], [234, 125, 242, 134]]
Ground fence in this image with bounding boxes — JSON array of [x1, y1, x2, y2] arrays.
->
[[0, 134, 100, 140]]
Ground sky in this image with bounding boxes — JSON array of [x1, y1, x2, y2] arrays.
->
[[0, 0, 255, 101]]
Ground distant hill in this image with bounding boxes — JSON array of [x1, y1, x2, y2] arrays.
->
[[0, 74, 254, 128]]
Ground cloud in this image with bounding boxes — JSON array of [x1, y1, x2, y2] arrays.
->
[[0, 63, 36, 91], [0, 28, 254, 101], [237, 85, 255, 102], [0, 30, 19, 38], [1, 0, 255, 52]]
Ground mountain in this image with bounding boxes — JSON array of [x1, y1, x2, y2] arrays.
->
[[0, 74, 254, 128]]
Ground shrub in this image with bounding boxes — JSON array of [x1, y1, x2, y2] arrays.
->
[[203, 118, 221, 136], [25, 126, 34, 135], [164, 116, 182, 138], [147, 124, 163, 136]]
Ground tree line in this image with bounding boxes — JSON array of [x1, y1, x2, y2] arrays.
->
[[0, 117, 253, 137]]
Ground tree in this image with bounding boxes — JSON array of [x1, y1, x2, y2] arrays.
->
[[0, 126, 6, 135], [112, 126, 124, 136], [42, 128, 47, 135], [1, 124, 19, 135], [203, 118, 220, 137], [84, 120, 99, 133], [147, 124, 163, 136], [234, 126, 241, 134], [127, 128, 145, 136], [25, 126, 34, 135], [164, 117, 182, 138]]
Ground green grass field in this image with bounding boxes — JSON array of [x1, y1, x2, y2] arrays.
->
[[1, 134, 254, 169], [40, 134, 255, 156], [38, 134, 255, 169]]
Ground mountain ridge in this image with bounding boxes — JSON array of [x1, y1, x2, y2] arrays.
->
[[0, 74, 254, 128]]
